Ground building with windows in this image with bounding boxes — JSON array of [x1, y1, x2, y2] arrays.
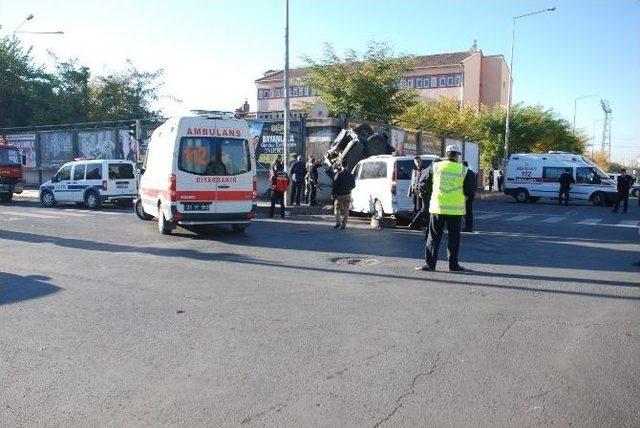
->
[[254, 48, 510, 119]]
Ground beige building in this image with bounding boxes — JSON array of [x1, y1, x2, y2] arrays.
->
[[254, 49, 510, 119]]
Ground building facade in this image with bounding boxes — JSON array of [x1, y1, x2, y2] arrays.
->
[[254, 49, 510, 119]]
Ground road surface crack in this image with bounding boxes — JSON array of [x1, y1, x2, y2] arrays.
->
[[373, 353, 441, 428], [497, 318, 518, 348], [240, 403, 288, 425]]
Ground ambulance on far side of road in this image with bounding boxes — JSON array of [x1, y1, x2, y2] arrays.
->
[[504, 152, 618, 206], [135, 111, 257, 235]]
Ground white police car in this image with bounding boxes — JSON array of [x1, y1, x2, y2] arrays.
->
[[40, 159, 137, 208]]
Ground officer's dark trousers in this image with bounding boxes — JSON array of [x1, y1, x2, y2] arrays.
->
[[290, 180, 304, 205], [424, 213, 462, 269], [464, 196, 474, 231], [270, 191, 285, 218], [613, 191, 629, 213], [558, 187, 570, 205]]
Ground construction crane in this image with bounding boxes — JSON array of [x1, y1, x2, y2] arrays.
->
[[600, 99, 612, 161]]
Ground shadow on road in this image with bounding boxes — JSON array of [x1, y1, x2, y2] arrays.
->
[[0, 272, 61, 305], [1, 228, 639, 301]]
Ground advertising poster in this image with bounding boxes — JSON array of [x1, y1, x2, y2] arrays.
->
[[250, 120, 302, 169], [119, 130, 139, 161], [40, 132, 73, 167], [5, 133, 36, 167], [391, 128, 406, 155], [78, 129, 117, 159]]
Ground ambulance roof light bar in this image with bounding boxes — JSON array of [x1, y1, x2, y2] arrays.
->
[[190, 110, 237, 120]]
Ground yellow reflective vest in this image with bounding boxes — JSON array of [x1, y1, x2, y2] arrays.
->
[[429, 160, 468, 215]]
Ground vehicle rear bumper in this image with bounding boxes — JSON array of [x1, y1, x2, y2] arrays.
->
[[171, 204, 256, 225]]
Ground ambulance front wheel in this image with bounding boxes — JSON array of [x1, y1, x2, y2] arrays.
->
[[158, 205, 173, 235], [135, 199, 153, 221]]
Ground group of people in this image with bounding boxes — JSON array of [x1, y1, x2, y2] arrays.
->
[[267, 154, 336, 218], [486, 169, 504, 192], [557, 167, 636, 212]]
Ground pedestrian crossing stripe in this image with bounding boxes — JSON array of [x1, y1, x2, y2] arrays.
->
[[0, 210, 59, 219], [474, 213, 501, 220], [577, 218, 602, 225], [541, 216, 564, 223], [507, 215, 533, 222]]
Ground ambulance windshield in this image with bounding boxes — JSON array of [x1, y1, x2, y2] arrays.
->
[[179, 137, 251, 176]]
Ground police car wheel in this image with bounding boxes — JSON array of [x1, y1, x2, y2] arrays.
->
[[84, 190, 101, 209], [158, 207, 172, 235], [40, 190, 56, 207], [135, 199, 153, 221], [515, 189, 529, 203]]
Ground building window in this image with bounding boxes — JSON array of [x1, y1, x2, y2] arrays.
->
[[447, 75, 454, 86], [423, 76, 430, 88], [439, 76, 446, 87], [430, 76, 437, 88], [303, 86, 309, 96], [406, 78, 414, 88], [454, 74, 461, 86], [274, 88, 281, 97]]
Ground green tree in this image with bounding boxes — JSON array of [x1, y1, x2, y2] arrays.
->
[[303, 42, 418, 121], [399, 98, 482, 140]]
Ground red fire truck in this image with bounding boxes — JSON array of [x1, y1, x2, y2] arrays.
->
[[0, 142, 25, 202]]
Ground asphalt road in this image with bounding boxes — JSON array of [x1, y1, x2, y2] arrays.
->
[[1, 196, 639, 427]]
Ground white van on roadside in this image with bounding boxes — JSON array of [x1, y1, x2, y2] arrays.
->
[[135, 112, 257, 234], [504, 152, 617, 205], [350, 154, 440, 219]]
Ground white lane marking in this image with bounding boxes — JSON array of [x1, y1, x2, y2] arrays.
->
[[541, 216, 565, 223], [40, 210, 89, 217], [617, 220, 639, 228], [577, 218, 602, 225], [475, 213, 501, 220], [75, 210, 129, 216], [0, 210, 59, 219], [507, 215, 533, 222]]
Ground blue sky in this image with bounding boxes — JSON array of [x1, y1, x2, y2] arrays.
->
[[1, 0, 638, 164]]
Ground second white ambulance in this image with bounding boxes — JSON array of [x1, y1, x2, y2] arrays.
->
[[136, 112, 257, 234]]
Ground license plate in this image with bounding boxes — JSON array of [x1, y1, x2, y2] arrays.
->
[[116, 182, 129, 188], [183, 202, 210, 211]]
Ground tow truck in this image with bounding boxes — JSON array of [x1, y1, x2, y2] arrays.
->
[[0, 142, 25, 202]]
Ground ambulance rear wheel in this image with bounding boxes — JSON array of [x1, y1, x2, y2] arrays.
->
[[135, 199, 153, 221], [231, 224, 247, 233], [158, 205, 173, 235], [514, 188, 529, 203], [40, 190, 56, 207]]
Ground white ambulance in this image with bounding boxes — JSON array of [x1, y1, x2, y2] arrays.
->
[[504, 152, 618, 205], [135, 112, 257, 234]]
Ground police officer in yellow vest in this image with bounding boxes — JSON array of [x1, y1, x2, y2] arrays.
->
[[416, 144, 475, 272]]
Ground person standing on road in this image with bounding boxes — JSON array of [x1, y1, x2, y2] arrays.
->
[[331, 159, 356, 229], [613, 169, 635, 213], [289, 155, 307, 206], [416, 144, 474, 272], [408, 160, 436, 230], [558, 168, 574, 206], [497, 170, 504, 191], [408, 156, 423, 215], [269, 161, 290, 218], [487, 169, 494, 192], [305, 156, 319, 207], [462, 161, 476, 232]]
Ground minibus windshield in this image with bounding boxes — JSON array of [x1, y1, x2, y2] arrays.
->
[[179, 137, 251, 176]]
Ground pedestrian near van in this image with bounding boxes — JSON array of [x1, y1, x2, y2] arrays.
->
[[408, 163, 434, 230], [613, 168, 635, 213], [416, 144, 474, 272], [289, 155, 307, 206], [462, 161, 475, 232], [269, 158, 290, 218], [497, 170, 504, 191], [408, 156, 423, 215], [331, 159, 356, 229], [558, 168, 574, 206], [487, 169, 494, 191]]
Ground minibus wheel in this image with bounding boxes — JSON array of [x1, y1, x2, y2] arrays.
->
[[515, 188, 529, 203], [135, 199, 153, 221], [591, 192, 604, 206], [158, 205, 173, 235]]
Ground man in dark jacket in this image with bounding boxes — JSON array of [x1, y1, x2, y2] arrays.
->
[[462, 161, 476, 232], [305, 156, 319, 206], [613, 169, 635, 213], [289, 155, 307, 206], [331, 160, 356, 229], [558, 168, 574, 205], [408, 156, 423, 215], [408, 161, 435, 230]]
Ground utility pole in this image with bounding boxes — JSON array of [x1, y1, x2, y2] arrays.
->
[[283, 0, 290, 179], [600, 99, 611, 160]]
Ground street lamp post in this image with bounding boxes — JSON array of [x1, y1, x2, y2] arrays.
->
[[573, 94, 597, 133], [503, 6, 556, 171]]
